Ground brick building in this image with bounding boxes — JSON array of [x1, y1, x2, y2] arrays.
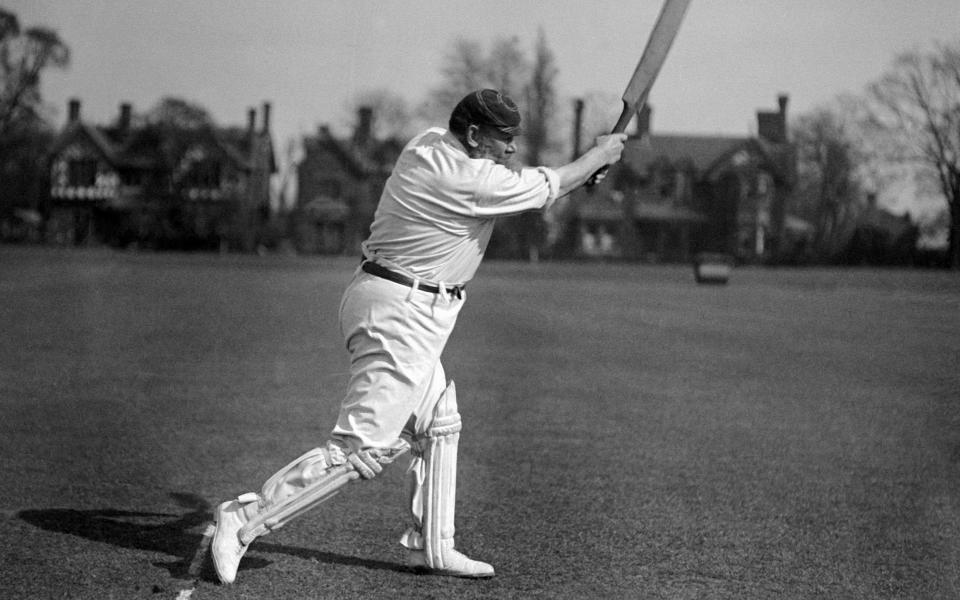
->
[[292, 107, 403, 254], [559, 95, 798, 263], [46, 99, 275, 251]]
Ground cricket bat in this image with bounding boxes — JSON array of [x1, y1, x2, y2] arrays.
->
[[588, 0, 692, 185]]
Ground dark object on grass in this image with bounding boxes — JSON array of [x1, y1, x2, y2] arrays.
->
[[693, 252, 733, 285]]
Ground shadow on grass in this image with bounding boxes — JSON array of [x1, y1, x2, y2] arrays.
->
[[17, 492, 411, 582]]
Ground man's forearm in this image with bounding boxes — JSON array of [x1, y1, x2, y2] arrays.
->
[[551, 134, 627, 198], [553, 147, 614, 198]]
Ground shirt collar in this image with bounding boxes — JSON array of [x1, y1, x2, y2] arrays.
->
[[441, 129, 467, 153]]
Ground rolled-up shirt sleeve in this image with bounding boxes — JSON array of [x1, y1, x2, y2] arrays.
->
[[471, 164, 560, 217]]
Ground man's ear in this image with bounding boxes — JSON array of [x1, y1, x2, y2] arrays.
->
[[465, 124, 481, 148]]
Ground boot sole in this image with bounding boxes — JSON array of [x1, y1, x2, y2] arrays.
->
[[408, 565, 495, 579]]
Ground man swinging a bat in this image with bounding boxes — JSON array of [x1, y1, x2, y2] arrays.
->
[[210, 88, 624, 584], [210, 0, 689, 584]]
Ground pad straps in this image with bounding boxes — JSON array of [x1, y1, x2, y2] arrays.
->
[[238, 440, 409, 545], [402, 381, 462, 568]]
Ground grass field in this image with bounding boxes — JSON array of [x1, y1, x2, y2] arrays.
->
[[1, 245, 959, 599]]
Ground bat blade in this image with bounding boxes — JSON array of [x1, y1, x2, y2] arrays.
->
[[613, 0, 692, 133]]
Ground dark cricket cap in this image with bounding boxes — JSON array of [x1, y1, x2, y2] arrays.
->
[[449, 89, 523, 136]]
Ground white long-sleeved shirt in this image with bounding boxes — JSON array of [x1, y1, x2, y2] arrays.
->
[[362, 128, 560, 284]]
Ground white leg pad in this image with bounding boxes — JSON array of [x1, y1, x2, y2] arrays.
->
[[401, 381, 462, 569], [239, 439, 408, 545]]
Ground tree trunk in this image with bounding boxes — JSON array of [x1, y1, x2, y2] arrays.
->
[[950, 201, 960, 270]]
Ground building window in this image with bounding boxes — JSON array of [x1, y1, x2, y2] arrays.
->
[[120, 170, 142, 186], [674, 171, 689, 202], [68, 159, 98, 187], [658, 168, 676, 198], [185, 160, 222, 189]]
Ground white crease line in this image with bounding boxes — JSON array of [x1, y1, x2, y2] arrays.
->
[[175, 522, 215, 599]]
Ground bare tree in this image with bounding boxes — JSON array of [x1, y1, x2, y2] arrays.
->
[[138, 96, 218, 188], [436, 38, 491, 108], [523, 28, 558, 166], [486, 36, 528, 100], [791, 101, 865, 259], [145, 96, 214, 130], [422, 35, 532, 137], [515, 28, 561, 261], [868, 40, 960, 268], [0, 8, 69, 220], [0, 8, 70, 139]]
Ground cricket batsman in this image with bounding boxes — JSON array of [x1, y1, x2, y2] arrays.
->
[[211, 89, 626, 583]]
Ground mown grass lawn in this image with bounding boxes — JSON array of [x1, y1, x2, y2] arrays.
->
[[1, 246, 958, 599]]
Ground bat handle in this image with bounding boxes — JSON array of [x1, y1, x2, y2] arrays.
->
[[585, 101, 634, 187], [585, 166, 609, 188]]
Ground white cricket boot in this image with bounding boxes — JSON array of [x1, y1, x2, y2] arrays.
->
[[407, 545, 495, 578], [211, 493, 258, 584]]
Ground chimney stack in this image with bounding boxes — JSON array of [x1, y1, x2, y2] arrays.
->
[[354, 106, 373, 146], [757, 93, 789, 143], [572, 98, 584, 159], [778, 93, 789, 142], [261, 101, 271, 133], [68, 98, 81, 123], [119, 102, 132, 134]]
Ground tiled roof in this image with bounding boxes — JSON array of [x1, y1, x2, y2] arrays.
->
[[574, 194, 707, 223], [623, 134, 750, 173], [51, 118, 272, 173], [312, 126, 401, 178]]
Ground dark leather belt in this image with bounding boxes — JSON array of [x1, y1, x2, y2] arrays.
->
[[361, 261, 464, 299]]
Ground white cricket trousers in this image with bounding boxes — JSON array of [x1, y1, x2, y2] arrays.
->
[[330, 270, 465, 451]]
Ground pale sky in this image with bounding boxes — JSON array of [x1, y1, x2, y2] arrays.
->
[[8, 0, 960, 163]]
